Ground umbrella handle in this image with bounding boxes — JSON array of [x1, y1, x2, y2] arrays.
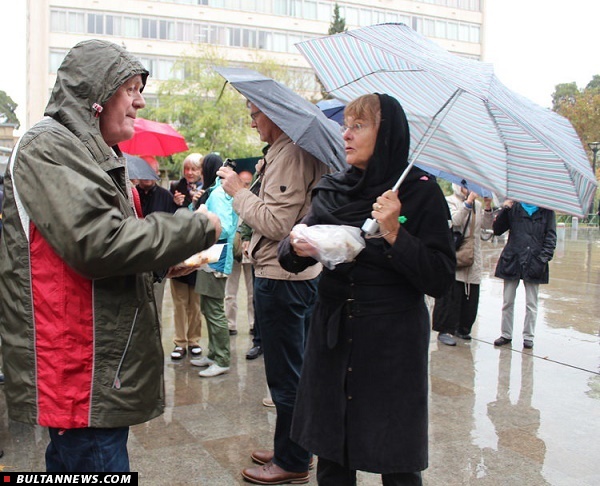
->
[[361, 217, 381, 235]]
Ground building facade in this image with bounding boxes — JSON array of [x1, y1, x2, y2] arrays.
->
[[26, 0, 484, 129]]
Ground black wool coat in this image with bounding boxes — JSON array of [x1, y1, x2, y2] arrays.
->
[[278, 174, 455, 474], [493, 203, 556, 284]]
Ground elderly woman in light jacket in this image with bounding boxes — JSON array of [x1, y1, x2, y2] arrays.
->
[[433, 184, 493, 346]]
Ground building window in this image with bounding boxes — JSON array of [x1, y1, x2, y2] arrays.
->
[[106, 15, 122, 36], [159, 20, 175, 40], [49, 51, 68, 73], [242, 28, 257, 48], [50, 11, 67, 32], [142, 18, 158, 39], [176, 22, 193, 42], [87, 14, 104, 35], [123, 17, 140, 38], [229, 27, 242, 47]]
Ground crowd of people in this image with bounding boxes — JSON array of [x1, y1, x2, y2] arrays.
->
[[0, 39, 559, 484]]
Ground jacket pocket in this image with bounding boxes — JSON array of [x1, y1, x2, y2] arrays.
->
[[525, 255, 545, 281], [498, 252, 519, 277]]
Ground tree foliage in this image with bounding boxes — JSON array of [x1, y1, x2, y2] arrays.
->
[[553, 76, 600, 170], [0, 90, 20, 128], [553, 75, 600, 212], [328, 3, 347, 36], [140, 46, 315, 176]]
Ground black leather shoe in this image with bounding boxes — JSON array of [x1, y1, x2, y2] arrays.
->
[[246, 345, 263, 360], [523, 339, 534, 349], [494, 336, 512, 346], [455, 332, 472, 341]]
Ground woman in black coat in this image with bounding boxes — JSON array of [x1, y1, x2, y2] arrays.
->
[[492, 200, 556, 349], [278, 94, 455, 485]]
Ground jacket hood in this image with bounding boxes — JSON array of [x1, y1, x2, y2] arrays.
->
[[44, 39, 149, 160]]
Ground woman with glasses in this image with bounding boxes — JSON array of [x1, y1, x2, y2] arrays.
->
[[278, 93, 455, 485]]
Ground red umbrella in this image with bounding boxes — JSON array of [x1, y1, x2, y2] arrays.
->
[[119, 118, 188, 156]]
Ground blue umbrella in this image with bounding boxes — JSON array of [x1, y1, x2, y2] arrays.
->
[[416, 164, 493, 197], [316, 99, 345, 124]]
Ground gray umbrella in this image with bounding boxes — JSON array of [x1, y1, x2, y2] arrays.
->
[[214, 67, 347, 173], [124, 153, 159, 181]]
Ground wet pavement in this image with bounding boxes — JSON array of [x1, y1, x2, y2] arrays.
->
[[0, 227, 599, 485]]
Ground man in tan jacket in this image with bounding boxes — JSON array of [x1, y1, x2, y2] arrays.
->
[[219, 102, 328, 485]]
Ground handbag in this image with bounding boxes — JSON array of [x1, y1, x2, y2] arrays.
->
[[454, 208, 476, 268], [232, 231, 243, 262]]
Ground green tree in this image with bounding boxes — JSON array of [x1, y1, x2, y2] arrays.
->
[[553, 76, 600, 212], [328, 3, 347, 36], [0, 90, 20, 128], [585, 75, 600, 92], [551, 82, 578, 111], [141, 47, 315, 176], [553, 77, 600, 158]]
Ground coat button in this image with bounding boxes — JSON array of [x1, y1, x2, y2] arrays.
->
[[348, 338, 353, 344], [348, 367, 352, 372], [347, 396, 352, 400], [387, 254, 392, 259]]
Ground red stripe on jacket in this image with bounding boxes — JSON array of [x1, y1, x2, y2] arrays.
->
[[30, 223, 94, 428]]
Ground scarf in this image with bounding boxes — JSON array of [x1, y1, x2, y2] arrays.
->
[[521, 203, 539, 216], [310, 93, 427, 228]]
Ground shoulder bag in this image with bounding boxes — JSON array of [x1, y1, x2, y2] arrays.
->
[[454, 208, 476, 268]]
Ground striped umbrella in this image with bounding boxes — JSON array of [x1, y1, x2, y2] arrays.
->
[[296, 23, 596, 217]]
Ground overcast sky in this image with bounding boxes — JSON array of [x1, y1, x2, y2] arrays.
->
[[1, 0, 599, 133]]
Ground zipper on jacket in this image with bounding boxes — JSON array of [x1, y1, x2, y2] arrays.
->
[[112, 307, 139, 389]]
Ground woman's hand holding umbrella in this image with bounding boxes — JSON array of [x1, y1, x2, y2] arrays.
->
[[372, 190, 402, 245]]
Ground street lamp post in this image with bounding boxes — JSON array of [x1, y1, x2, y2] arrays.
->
[[588, 141, 600, 217]]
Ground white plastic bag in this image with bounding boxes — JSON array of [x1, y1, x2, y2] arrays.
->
[[292, 224, 365, 269], [183, 243, 226, 270]]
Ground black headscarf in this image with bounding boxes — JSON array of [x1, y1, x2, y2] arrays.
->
[[197, 153, 223, 206], [310, 93, 427, 228]]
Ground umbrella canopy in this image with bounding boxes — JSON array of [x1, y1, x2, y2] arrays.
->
[[316, 98, 346, 125], [119, 118, 188, 157], [124, 153, 159, 181], [214, 66, 347, 172], [316, 98, 491, 197], [297, 23, 596, 217]]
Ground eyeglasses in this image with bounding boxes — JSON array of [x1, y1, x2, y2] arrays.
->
[[250, 110, 262, 121], [341, 123, 370, 134]]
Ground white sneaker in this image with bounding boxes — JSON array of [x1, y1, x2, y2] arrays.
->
[[198, 363, 230, 377], [190, 357, 214, 367]]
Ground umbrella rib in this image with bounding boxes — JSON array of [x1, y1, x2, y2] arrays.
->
[[391, 89, 465, 192], [215, 80, 229, 105], [329, 69, 422, 93], [484, 101, 510, 198]]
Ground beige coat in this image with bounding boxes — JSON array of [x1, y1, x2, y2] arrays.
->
[[448, 185, 493, 285], [233, 133, 328, 281]]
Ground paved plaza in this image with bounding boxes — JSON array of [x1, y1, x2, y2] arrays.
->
[[1, 228, 599, 485]]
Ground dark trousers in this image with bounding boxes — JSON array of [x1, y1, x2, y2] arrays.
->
[[46, 427, 130, 472], [317, 457, 423, 486], [251, 267, 261, 347], [432, 280, 480, 335], [254, 277, 318, 473]]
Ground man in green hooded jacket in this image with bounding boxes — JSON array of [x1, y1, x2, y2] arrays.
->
[[0, 40, 221, 472]]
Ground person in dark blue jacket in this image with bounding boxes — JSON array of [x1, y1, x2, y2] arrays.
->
[[492, 200, 556, 349]]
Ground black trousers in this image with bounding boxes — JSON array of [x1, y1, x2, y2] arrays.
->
[[316, 457, 422, 486], [432, 280, 480, 335]]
